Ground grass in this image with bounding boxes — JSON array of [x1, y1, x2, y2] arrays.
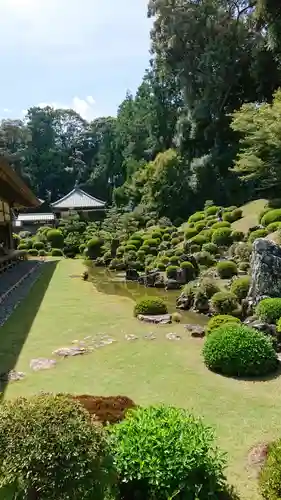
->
[[2, 258, 281, 499], [232, 199, 268, 233]]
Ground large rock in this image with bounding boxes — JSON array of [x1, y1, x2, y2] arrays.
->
[[126, 269, 139, 282], [248, 238, 281, 305], [165, 279, 181, 290], [137, 314, 172, 324], [138, 271, 160, 288]]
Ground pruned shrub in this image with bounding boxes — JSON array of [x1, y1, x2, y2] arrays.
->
[[28, 248, 38, 256], [212, 221, 231, 229], [163, 232, 171, 241], [239, 261, 250, 272], [157, 262, 166, 271], [206, 315, 241, 335], [194, 251, 215, 268], [202, 242, 218, 254], [231, 230, 244, 242], [134, 297, 168, 316], [195, 221, 206, 232], [169, 255, 179, 265], [199, 278, 220, 299], [171, 237, 180, 246], [46, 229, 64, 249], [180, 261, 195, 281], [210, 291, 239, 315], [261, 208, 281, 227], [230, 276, 251, 300], [185, 228, 198, 240], [188, 211, 205, 223], [256, 298, 281, 323], [190, 234, 208, 247], [259, 438, 281, 499], [203, 324, 278, 377], [109, 405, 228, 500], [212, 228, 232, 246], [18, 243, 28, 250], [205, 205, 219, 216], [166, 265, 179, 279], [222, 211, 235, 223], [38, 249, 47, 257], [0, 394, 113, 500], [86, 237, 103, 259], [172, 312, 182, 323], [51, 248, 63, 257], [33, 240, 45, 250], [128, 239, 142, 249], [140, 245, 151, 254], [216, 260, 238, 279], [206, 217, 218, 227], [79, 243, 86, 254], [248, 229, 268, 243], [175, 248, 184, 256], [125, 244, 137, 253], [109, 258, 126, 271], [267, 221, 281, 232], [151, 231, 162, 240], [234, 242, 252, 262], [190, 243, 201, 253]]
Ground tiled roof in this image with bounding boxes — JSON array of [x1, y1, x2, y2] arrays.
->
[[16, 213, 55, 222], [51, 188, 105, 210]]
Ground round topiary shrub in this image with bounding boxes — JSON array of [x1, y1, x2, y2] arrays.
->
[[38, 249, 47, 257], [0, 394, 113, 500], [256, 298, 281, 323], [222, 211, 235, 223], [151, 231, 162, 240], [198, 279, 220, 299], [261, 208, 281, 227], [157, 262, 166, 271], [46, 229, 64, 249], [210, 291, 239, 315], [190, 243, 201, 254], [234, 242, 252, 262], [175, 248, 183, 256], [190, 234, 208, 248], [216, 260, 238, 279], [206, 315, 241, 335], [212, 221, 231, 229], [128, 239, 142, 249], [188, 211, 205, 223], [212, 228, 232, 246], [202, 242, 218, 254], [248, 229, 268, 243], [259, 438, 281, 499], [239, 261, 250, 272], [180, 261, 195, 281], [231, 230, 244, 242], [169, 255, 179, 265], [206, 217, 218, 227], [195, 221, 206, 232], [109, 405, 228, 500], [205, 205, 219, 216], [171, 237, 180, 246], [163, 232, 171, 241], [86, 237, 103, 259], [28, 248, 39, 256], [134, 297, 168, 316], [194, 251, 215, 268], [230, 276, 251, 301], [185, 228, 198, 240], [140, 245, 151, 254], [145, 238, 159, 248], [203, 324, 278, 377], [33, 240, 45, 250], [200, 229, 213, 242], [109, 258, 126, 271], [166, 265, 179, 279], [18, 243, 28, 250], [51, 248, 63, 257], [79, 243, 86, 254], [125, 244, 137, 252]]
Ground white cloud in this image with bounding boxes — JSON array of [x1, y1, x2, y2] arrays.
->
[[37, 96, 97, 121]]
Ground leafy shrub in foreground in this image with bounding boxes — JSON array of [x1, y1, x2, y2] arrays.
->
[[216, 260, 238, 279], [0, 394, 113, 500], [46, 229, 64, 249], [109, 405, 228, 500], [248, 229, 268, 243], [259, 439, 281, 499], [210, 292, 239, 315], [134, 297, 168, 316], [212, 228, 232, 246], [256, 298, 281, 323], [206, 315, 241, 335], [230, 276, 251, 300], [51, 248, 63, 257], [203, 324, 278, 377], [261, 208, 281, 227]]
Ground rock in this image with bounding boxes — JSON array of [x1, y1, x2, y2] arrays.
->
[[166, 332, 181, 341], [125, 334, 138, 341], [165, 279, 181, 290], [247, 443, 269, 475], [30, 358, 57, 371], [0, 370, 25, 382], [154, 277, 165, 288], [126, 268, 139, 281], [82, 271, 88, 281], [144, 333, 156, 340], [185, 324, 205, 338], [176, 291, 194, 311], [193, 293, 209, 314], [245, 320, 277, 337], [248, 238, 281, 305], [137, 314, 172, 324], [138, 271, 160, 287], [53, 346, 91, 357]]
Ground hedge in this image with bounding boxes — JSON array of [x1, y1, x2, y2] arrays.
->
[[46, 229, 64, 249], [261, 208, 281, 227], [134, 297, 168, 316], [210, 291, 239, 315], [230, 276, 251, 300], [212, 228, 232, 246], [256, 298, 281, 323], [206, 315, 241, 335], [216, 260, 238, 279]]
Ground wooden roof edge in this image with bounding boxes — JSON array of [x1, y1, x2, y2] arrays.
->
[[0, 156, 40, 207]]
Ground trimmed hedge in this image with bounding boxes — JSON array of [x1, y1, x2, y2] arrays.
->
[[212, 221, 231, 229], [261, 208, 281, 227], [51, 248, 63, 257], [194, 251, 215, 268], [210, 291, 239, 315], [194, 221, 206, 232], [46, 229, 64, 249], [166, 265, 179, 279], [185, 228, 198, 240], [28, 248, 39, 256], [216, 260, 238, 279], [190, 234, 208, 247], [33, 241, 45, 250], [230, 276, 251, 300], [188, 211, 205, 223], [206, 315, 241, 335], [134, 297, 168, 316], [256, 298, 281, 323], [198, 279, 220, 299], [212, 228, 232, 246], [203, 324, 278, 377], [202, 242, 218, 254], [231, 230, 244, 242], [248, 229, 268, 243], [87, 237, 103, 259], [267, 221, 281, 232], [205, 205, 219, 216]]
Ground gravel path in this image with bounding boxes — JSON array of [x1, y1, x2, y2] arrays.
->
[[0, 260, 45, 327]]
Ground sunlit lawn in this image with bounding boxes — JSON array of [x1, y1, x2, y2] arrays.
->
[[1, 258, 281, 499]]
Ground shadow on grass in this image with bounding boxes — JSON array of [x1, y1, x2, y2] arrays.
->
[[210, 362, 281, 383], [0, 260, 58, 397]]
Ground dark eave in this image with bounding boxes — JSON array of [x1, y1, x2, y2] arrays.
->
[[0, 156, 39, 208]]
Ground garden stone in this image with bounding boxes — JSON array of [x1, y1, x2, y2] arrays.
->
[[138, 271, 160, 288], [184, 324, 205, 338], [193, 294, 209, 314], [165, 279, 181, 290], [30, 358, 57, 371], [53, 346, 91, 357], [125, 334, 138, 341], [137, 314, 171, 324], [244, 320, 277, 337], [166, 332, 181, 341], [248, 238, 281, 305], [126, 269, 139, 281], [154, 276, 165, 288], [176, 290, 193, 310], [0, 370, 25, 382], [144, 333, 156, 340]]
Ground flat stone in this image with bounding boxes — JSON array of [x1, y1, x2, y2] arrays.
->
[[125, 334, 138, 341], [137, 314, 172, 324], [53, 346, 91, 357], [166, 332, 181, 341], [184, 324, 205, 338], [1, 370, 26, 382], [30, 358, 57, 371], [144, 333, 156, 340], [247, 443, 269, 475]]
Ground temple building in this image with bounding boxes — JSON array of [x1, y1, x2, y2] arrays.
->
[[51, 186, 106, 219]]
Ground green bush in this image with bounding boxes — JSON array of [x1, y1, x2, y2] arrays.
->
[[157, 262, 166, 271], [175, 248, 184, 256], [222, 212, 235, 223], [163, 232, 171, 241], [28, 248, 39, 256], [116, 245, 126, 255], [166, 265, 179, 279], [128, 239, 142, 249], [194, 251, 215, 268], [38, 249, 47, 257], [185, 228, 198, 240], [165, 249, 174, 257], [145, 238, 159, 248], [239, 261, 250, 272], [180, 261, 195, 280], [125, 244, 137, 252], [86, 237, 103, 259], [134, 297, 168, 316], [248, 229, 268, 243], [256, 298, 281, 323], [160, 255, 169, 265], [33, 240, 45, 250], [200, 229, 213, 242], [188, 211, 205, 223], [212, 228, 232, 246], [206, 315, 241, 335], [210, 292, 239, 315], [79, 243, 86, 254], [202, 242, 218, 254], [206, 217, 218, 227], [151, 231, 162, 240], [18, 243, 28, 250], [231, 230, 244, 242], [261, 208, 281, 227], [51, 248, 63, 257], [216, 261, 238, 279], [190, 243, 201, 253], [169, 255, 179, 265], [0, 394, 113, 500], [195, 221, 206, 232], [223, 209, 243, 223], [212, 221, 231, 229], [267, 221, 281, 232], [198, 278, 220, 299], [203, 324, 278, 377], [190, 234, 208, 247], [137, 249, 146, 261], [109, 258, 126, 271], [171, 237, 180, 246], [205, 205, 220, 216], [109, 405, 228, 500], [230, 276, 251, 300], [140, 245, 151, 254], [259, 438, 281, 499], [46, 229, 64, 249], [234, 242, 252, 262]]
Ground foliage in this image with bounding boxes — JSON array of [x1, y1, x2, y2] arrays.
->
[[216, 261, 238, 279], [28, 248, 39, 256], [267, 221, 281, 232], [198, 278, 220, 299], [212, 228, 232, 246], [86, 237, 103, 260], [262, 208, 281, 227], [32, 240, 45, 250], [202, 242, 219, 254], [0, 394, 114, 500], [194, 251, 215, 268], [18, 243, 28, 250], [46, 229, 64, 249], [259, 438, 281, 500], [231, 230, 244, 242], [248, 229, 268, 243], [210, 292, 239, 315], [230, 276, 251, 301], [233, 242, 252, 262], [51, 248, 64, 257], [203, 324, 278, 377], [190, 234, 208, 248], [166, 265, 179, 279], [212, 221, 231, 229], [134, 297, 168, 316], [239, 261, 250, 272], [256, 298, 281, 323], [188, 211, 205, 223], [109, 405, 227, 500], [38, 249, 47, 257], [206, 315, 241, 336]]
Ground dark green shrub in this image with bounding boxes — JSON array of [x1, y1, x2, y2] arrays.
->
[[200, 229, 213, 242], [19, 230, 32, 239], [165, 249, 174, 258], [140, 245, 151, 254], [18, 243, 28, 250], [145, 238, 159, 248], [259, 207, 271, 224], [206, 217, 218, 227], [28, 249, 39, 256], [230, 276, 251, 300], [199, 279, 220, 299], [137, 250, 146, 261], [166, 265, 179, 279], [212, 228, 232, 246], [46, 229, 64, 249], [239, 261, 250, 272], [175, 248, 184, 256], [267, 221, 281, 232], [128, 239, 142, 249], [190, 234, 208, 247], [38, 249, 47, 257], [109, 405, 228, 500], [109, 258, 126, 271], [190, 243, 201, 253], [231, 230, 244, 242], [79, 243, 86, 254], [33, 241, 45, 250], [51, 248, 63, 257], [86, 237, 103, 259], [160, 255, 169, 265], [134, 297, 168, 316], [164, 227, 174, 234], [151, 231, 162, 240], [180, 261, 195, 280], [188, 211, 205, 223], [205, 205, 219, 216], [171, 237, 180, 246], [225, 206, 237, 212], [0, 394, 113, 500], [203, 324, 278, 377], [222, 212, 235, 223], [232, 208, 243, 221], [169, 255, 179, 265], [157, 262, 166, 271], [216, 261, 238, 279], [206, 315, 241, 335], [248, 229, 268, 243], [256, 298, 281, 323], [202, 242, 219, 254], [163, 233, 171, 241], [212, 221, 231, 229], [23, 238, 33, 249], [159, 242, 169, 251], [194, 251, 215, 268], [185, 228, 198, 240], [125, 244, 137, 252], [259, 438, 281, 499], [117, 245, 126, 255], [210, 292, 239, 315], [195, 221, 206, 232], [261, 208, 281, 226]]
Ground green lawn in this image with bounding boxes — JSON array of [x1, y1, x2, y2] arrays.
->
[[2, 258, 281, 499]]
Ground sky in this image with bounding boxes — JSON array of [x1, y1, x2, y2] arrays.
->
[[0, 0, 152, 121]]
